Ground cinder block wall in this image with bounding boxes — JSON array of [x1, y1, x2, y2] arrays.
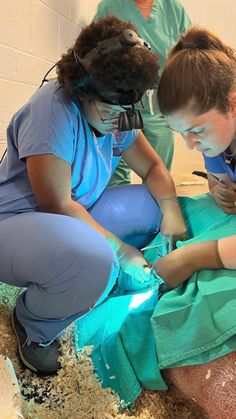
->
[[181, 0, 236, 48], [0, 0, 99, 157]]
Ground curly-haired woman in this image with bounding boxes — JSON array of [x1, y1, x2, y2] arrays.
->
[[0, 15, 186, 375]]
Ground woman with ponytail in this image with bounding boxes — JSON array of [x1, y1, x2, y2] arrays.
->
[[158, 26, 236, 204], [151, 26, 236, 418]]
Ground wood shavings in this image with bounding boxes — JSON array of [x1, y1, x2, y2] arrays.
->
[[0, 283, 206, 419], [205, 369, 212, 380], [180, 181, 205, 186]]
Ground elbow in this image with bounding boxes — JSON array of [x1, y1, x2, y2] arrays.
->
[[39, 199, 71, 215], [146, 161, 166, 181]]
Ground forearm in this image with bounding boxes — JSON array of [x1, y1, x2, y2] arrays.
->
[[40, 198, 109, 238], [169, 237, 236, 282], [146, 164, 188, 236], [155, 236, 236, 289], [146, 164, 178, 210], [182, 240, 224, 271], [155, 240, 224, 289]]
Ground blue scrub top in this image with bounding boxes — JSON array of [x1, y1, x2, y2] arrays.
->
[[204, 154, 236, 181], [0, 81, 137, 220]]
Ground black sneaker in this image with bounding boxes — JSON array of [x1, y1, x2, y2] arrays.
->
[[11, 309, 61, 376]]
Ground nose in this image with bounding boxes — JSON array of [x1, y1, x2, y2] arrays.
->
[[182, 132, 201, 150]]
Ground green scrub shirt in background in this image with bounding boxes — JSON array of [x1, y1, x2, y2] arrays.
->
[[94, 0, 191, 180]]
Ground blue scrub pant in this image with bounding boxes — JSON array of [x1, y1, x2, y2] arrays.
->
[[0, 185, 162, 342]]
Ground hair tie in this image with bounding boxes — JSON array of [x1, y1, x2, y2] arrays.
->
[[183, 44, 197, 50], [183, 43, 206, 50]]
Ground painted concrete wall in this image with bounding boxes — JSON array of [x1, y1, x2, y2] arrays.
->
[[0, 0, 100, 156], [181, 0, 236, 49]]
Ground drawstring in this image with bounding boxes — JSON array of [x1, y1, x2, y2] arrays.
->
[[146, 89, 154, 115]]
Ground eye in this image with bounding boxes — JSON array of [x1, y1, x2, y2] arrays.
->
[[197, 129, 205, 134], [193, 128, 205, 135]]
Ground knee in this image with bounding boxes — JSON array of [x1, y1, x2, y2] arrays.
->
[[25, 236, 118, 318], [59, 234, 117, 288], [67, 237, 119, 309]]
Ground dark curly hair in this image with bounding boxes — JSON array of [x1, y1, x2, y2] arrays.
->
[[57, 14, 159, 101]]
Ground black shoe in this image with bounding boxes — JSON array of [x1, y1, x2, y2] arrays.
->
[[11, 309, 61, 376]]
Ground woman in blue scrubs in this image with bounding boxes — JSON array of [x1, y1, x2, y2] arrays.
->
[[152, 25, 236, 417], [0, 15, 187, 375]]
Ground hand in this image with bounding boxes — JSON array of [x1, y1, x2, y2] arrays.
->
[[116, 242, 152, 284], [159, 200, 188, 254], [210, 180, 236, 214], [106, 232, 152, 284]]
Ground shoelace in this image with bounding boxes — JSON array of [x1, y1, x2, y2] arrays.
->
[[24, 338, 54, 347]]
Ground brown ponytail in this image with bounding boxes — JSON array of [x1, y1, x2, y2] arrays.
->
[[158, 26, 236, 115]]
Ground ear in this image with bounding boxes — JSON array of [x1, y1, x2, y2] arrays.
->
[[228, 92, 236, 116]]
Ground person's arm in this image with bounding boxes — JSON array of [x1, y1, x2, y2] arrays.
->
[[207, 172, 236, 214], [26, 154, 108, 235], [153, 235, 236, 289], [26, 153, 153, 284], [123, 130, 188, 249]]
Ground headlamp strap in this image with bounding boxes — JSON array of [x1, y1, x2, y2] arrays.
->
[[74, 29, 151, 72]]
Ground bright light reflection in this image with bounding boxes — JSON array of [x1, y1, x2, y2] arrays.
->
[[128, 289, 154, 310]]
